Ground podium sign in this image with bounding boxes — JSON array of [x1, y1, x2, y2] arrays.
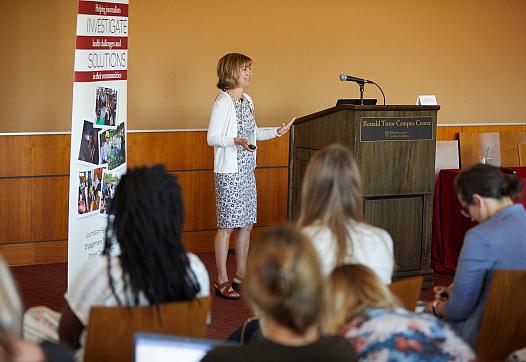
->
[[360, 117, 433, 141]]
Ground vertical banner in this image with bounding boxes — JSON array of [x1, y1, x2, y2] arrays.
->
[[67, 0, 128, 284]]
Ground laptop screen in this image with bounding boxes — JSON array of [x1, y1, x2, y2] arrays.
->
[[134, 333, 238, 362]]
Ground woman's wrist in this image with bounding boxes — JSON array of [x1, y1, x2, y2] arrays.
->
[[432, 300, 443, 318]]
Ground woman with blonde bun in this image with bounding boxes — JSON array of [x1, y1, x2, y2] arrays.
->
[[203, 225, 356, 362]]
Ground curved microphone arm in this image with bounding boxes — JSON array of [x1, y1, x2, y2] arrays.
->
[[370, 81, 386, 105]]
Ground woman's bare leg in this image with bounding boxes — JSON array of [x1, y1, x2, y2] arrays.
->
[[235, 224, 253, 279], [214, 228, 233, 284]]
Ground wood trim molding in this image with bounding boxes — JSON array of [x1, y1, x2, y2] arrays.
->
[[1, 131, 290, 265], [2, 126, 524, 266]]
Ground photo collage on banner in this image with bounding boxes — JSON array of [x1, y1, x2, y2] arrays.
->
[[67, 0, 128, 283]]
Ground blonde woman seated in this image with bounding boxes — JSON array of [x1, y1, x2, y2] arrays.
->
[[202, 225, 356, 362], [298, 144, 394, 284], [323, 264, 475, 362]]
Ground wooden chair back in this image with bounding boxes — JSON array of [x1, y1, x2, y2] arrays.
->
[[84, 296, 211, 362], [477, 270, 526, 361], [459, 132, 501, 168], [499, 132, 526, 167], [388, 275, 423, 311]]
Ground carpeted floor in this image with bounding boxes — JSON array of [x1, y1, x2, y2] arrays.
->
[[10, 252, 452, 340]]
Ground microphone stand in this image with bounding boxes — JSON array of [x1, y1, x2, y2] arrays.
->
[[358, 81, 365, 105]]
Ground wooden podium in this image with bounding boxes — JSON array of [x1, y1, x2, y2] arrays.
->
[[288, 105, 440, 283]]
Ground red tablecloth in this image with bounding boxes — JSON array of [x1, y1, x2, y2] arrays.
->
[[432, 167, 526, 274]]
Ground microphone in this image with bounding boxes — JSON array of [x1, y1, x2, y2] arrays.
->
[[339, 73, 372, 84], [500, 166, 517, 175]]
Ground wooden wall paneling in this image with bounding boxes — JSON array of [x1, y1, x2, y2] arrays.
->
[[0, 179, 23, 242], [436, 125, 526, 142], [460, 125, 526, 134], [0, 135, 70, 177], [499, 132, 526, 167], [496, 125, 526, 132], [461, 126, 500, 134], [172, 167, 288, 232], [254, 133, 289, 166], [171, 170, 216, 231], [519, 144, 526, 166], [0, 241, 67, 266], [255, 168, 288, 226], [0, 177, 68, 244], [127, 132, 213, 170], [21, 128, 526, 265], [127, 131, 289, 170], [181, 225, 277, 253], [436, 126, 461, 141], [181, 230, 217, 253]]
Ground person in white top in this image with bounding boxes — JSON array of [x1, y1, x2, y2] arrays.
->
[[58, 165, 210, 357], [207, 53, 295, 299], [297, 144, 394, 284]]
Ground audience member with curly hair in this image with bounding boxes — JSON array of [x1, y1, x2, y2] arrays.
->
[[58, 165, 209, 357]]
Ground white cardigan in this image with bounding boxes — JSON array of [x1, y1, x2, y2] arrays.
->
[[207, 91, 279, 173]]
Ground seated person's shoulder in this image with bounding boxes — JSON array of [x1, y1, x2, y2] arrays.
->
[[351, 223, 393, 255], [316, 335, 356, 358], [353, 222, 391, 240], [187, 252, 204, 266], [202, 336, 356, 362]]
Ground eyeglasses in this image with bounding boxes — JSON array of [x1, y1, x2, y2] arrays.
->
[[460, 198, 475, 218], [460, 206, 470, 219]]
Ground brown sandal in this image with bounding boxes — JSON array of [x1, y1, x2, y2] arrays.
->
[[232, 274, 244, 292], [214, 281, 240, 300]]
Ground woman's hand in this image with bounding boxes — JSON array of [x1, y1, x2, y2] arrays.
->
[[234, 137, 255, 151], [423, 301, 434, 314], [433, 285, 452, 301], [424, 299, 446, 318], [277, 117, 296, 136]]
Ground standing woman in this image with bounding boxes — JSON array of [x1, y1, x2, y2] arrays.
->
[[207, 53, 294, 299]]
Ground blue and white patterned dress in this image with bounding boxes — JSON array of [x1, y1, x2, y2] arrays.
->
[[214, 96, 257, 229], [341, 308, 476, 362]]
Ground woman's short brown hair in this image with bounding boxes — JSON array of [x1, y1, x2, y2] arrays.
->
[[455, 164, 523, 203], [216, 53, 252, 90], [244, 225, 324, 334]]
